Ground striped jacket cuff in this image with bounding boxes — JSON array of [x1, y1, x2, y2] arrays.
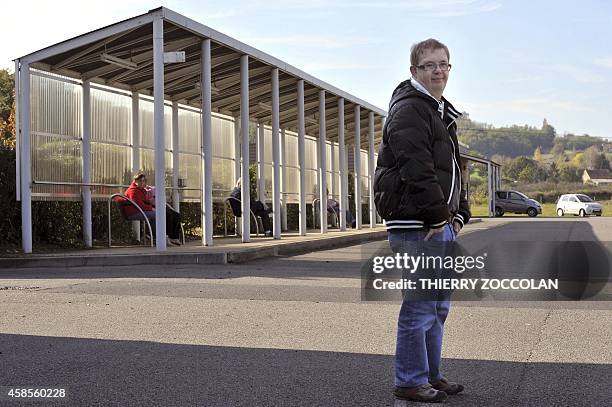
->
[[453, 214, 465, 227]]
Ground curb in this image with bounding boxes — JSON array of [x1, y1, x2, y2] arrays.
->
[[0, 230, 388, 269]]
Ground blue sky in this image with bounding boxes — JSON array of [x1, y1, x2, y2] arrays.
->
[[3, 0, 612, 138]]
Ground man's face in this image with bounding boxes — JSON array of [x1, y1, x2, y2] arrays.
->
[[410, 48, 449, 99]]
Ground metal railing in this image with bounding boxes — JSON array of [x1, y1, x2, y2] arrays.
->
[[108, 193, 154, 248], [223, 197, 261, 237], [312, 198, 339, 229]]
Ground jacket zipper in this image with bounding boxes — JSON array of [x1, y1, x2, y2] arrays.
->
[[446, 118, 461, 206]]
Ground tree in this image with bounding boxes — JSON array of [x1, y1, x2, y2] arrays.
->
[[548, 162, 560, 182], [551, 140, 566, 156], [571, 152, 585, 169], [594, 153, 610, 170], [0, 69, 14, 122], [0, 69, 16, 149], [559, 164, 581, 182], [518, 166, 537, 183], [0, 99, 16, 148], [533, 146, 542, 161]]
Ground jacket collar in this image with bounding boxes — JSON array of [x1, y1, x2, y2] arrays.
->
[[409, 78, 462, 125]]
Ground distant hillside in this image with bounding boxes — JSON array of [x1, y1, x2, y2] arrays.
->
[[457, 116, 609, 158]]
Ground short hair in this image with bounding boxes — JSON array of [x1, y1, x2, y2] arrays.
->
[[410, 38, 450, 66], [133, 172, 146, 181]]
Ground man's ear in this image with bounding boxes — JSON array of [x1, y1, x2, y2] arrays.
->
[[409, 66, 417, 77]]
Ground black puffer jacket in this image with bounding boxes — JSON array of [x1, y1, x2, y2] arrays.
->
[[374, 79, 470, 231]]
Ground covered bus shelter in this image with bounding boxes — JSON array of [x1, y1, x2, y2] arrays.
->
[[14, 7, 501, 254], [14, 7, 386, 253]]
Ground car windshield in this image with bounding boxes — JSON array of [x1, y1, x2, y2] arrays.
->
[[577, 195, 594, 202]]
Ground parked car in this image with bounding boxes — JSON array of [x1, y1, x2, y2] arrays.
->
[[556, 194, 603, 217], [494, 190, 542, 217]]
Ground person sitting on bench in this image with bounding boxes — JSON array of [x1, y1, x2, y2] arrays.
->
[[229, 178, 273, 237], [125, 172, 182, 246], [326, 189, 356, 228]]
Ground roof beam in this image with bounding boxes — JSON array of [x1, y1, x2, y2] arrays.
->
[[130, 51, 238, 91]]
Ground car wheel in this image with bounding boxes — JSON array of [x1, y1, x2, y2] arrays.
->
[[557, 208, 564, 217], [494, 207, 504, 217], [527, 207, 538, 217], [579, 209, 586, 217]]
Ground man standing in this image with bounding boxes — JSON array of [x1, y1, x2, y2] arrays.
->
[[374, 39, 471, 403]]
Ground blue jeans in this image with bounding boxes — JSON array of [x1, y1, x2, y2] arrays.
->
[[388, 223, 456, 388], [126, 210, 156, 222]]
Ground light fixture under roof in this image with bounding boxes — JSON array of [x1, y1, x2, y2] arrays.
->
[[100, 53, 138, 70]]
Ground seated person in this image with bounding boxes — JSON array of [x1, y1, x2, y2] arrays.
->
[[124, 172, 182, 246], [229, 178, 273, 237], [326, 189, 356, 228]]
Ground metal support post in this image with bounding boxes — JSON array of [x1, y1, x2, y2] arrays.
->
[[153, 17, 167, 251], [297, 80, 306, 236], [82, 80, 93, 247], [201, 38, 213, 246], [240, 54, 251, 242], [338, 98, 347, 231]]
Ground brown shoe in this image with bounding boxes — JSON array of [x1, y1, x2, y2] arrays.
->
[[393, 383, 448, 403], [430, 377, 464, 395]]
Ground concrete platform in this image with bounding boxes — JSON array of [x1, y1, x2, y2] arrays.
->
[[0, 228, 388, 269]]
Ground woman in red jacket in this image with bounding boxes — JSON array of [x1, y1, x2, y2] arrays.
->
[[125, 172, 182, 246]]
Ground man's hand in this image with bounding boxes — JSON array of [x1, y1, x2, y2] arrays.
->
[[453, 221, 462, 235], [424, 225, 445, 241]]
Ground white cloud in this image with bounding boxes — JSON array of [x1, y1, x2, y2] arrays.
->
[[594, 57, 612, 69], [546, 64, 606, 84]]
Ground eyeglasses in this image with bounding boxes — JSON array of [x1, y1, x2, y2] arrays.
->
[[415, 62, 452, 72]]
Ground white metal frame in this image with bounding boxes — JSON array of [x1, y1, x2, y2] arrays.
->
[[14, 6, 394, 253]]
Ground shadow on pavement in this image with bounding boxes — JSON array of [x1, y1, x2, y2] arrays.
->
[[0, 333, 609, 407]]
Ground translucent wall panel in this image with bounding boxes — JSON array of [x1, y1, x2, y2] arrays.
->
[[179, 153, 202, 202], [304, 137, 317, 170], [91, 88, 130, 144], [304, 168, 317, 201], [31, 134, 83, 182], [263, 165, 272, 200], [262, 126, 273, 200], [31, 73, 82, 200], [284, 167, 300, 203], [360, 150, 369, 202], [212, 158, 235, 199], [31, 74, 82, 137], [178, 108, 201, 154], [140, 148, 172, 192], [90, 143, 131, 199], [325, 141, 339, 199], [284, 132, 298, 167], [139, 99, 172, 150], [211, 115, 235, 197], [211, 116, 234, 159]]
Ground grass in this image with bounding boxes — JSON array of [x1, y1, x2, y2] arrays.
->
[[468, 201, 612, 218]]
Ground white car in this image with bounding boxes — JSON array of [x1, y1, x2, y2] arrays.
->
[[556, 194, 603, 217]]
